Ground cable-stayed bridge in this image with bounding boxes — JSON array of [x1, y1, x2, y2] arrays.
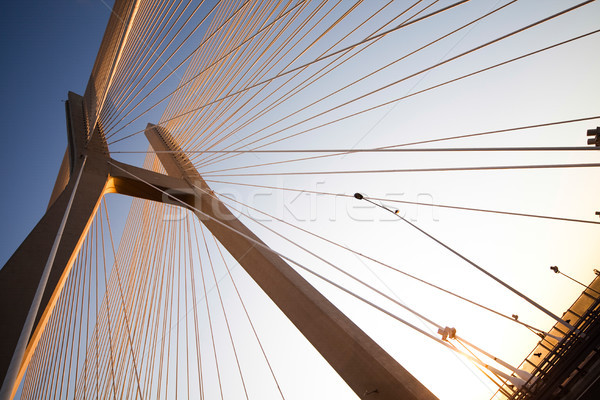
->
[[0, 1, 599, 399]]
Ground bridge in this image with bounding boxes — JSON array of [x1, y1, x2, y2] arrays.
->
[[0, 1, 599, 399]]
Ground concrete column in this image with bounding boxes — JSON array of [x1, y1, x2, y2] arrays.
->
[[145, 124, 438, 400], [0, 94, 110, 398]]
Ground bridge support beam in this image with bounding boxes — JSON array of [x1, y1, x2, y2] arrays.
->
[[0, 93, 109, 399], [143, 124, 439, 400], [0, 95, 194, 399]]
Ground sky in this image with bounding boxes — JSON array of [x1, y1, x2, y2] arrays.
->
[[0, 0, 112, 266], [1, 1, 600, 400]]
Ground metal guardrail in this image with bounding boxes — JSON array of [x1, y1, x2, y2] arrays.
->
[[492, 278, 600, 400]]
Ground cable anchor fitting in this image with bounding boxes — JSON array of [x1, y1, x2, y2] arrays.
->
[[438, 326, 457, 341]]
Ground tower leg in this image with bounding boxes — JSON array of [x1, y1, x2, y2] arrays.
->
[[144, 124, 439, 400], [0, 93, 110, 399], [0, 163, 107, 398]]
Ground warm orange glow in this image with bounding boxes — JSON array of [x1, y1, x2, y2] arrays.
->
[[9, 183, 109, 400]]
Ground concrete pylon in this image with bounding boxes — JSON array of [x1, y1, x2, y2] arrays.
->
[[143, 124, 439, 400], [0, 93, 109, 399], [0, 93, 438, 400], [0, 93, 192, 400]]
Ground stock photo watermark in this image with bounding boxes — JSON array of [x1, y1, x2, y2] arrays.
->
[[160, 179, 440, 223]]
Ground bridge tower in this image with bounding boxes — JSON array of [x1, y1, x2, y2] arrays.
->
[[0, 1, 437, 399]]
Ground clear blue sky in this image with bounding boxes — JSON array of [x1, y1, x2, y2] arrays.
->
[[0, 1, 111, 266]]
